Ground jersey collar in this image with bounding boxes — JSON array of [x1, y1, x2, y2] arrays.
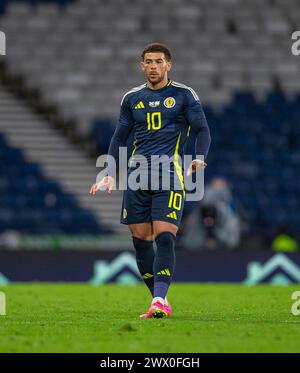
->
[[146, 79, 172, 92]]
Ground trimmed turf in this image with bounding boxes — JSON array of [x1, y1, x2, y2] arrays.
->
[[0, 283, 299, 352]]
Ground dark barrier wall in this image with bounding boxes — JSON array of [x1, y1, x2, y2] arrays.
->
[[0, 250, 300, 284]]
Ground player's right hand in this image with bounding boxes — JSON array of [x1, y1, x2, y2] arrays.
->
[[89, 176, 115, 195]]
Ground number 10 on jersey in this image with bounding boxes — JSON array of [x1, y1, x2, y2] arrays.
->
[[147, 112, 162, 130]]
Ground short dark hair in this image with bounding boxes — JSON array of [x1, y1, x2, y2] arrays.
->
[[141, 43, 172, 61]]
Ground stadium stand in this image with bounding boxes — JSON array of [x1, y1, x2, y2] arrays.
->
[[0, 84, 124, 233], [0, 131, 104, 234], [0, 0, 299, 242], [2, 0, 299, 130], [204, 91, 300, 240]]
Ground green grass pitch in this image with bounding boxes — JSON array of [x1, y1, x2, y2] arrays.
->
[[0, 283, 300, 353]]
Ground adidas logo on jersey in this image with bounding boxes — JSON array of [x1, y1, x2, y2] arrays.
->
[[157, 268, 171, 276], [166, 211, 177, 220], [134, 101, 145, 109]]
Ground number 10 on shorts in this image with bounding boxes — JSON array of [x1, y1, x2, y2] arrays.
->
[[168, 191, 182, 210]]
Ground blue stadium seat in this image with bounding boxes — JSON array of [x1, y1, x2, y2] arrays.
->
[[91, 119, 115, 155], [195, 91, 300, 235], [0, 132, 106, 234]]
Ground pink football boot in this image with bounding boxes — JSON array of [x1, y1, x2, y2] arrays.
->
[[164, 302, 172, 317], [139, 301, 169, 318], [139, 310, 152, 318]]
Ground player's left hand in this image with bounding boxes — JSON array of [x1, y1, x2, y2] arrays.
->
[[186, 159, 207, 176], [89, 176, 115, 195]]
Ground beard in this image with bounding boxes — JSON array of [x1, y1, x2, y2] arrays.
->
[[148, 73, 164, 85]]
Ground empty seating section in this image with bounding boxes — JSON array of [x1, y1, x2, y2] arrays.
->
[[2, 0, 299, 134], [204, 91, 300, 236], [0, 0, 73, 14], [0, 133, 103, 233]]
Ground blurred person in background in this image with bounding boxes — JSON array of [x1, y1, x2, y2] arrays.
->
[[179, 177, 240, 250]]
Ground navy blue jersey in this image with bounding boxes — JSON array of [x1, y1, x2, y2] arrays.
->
[[119, 80, 207, 162], [107, 79, 211, 188]]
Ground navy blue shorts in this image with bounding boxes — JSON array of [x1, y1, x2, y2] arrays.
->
[[120, 188, 185, 227]]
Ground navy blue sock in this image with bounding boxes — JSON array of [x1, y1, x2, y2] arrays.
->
[[132, 236, 155, 296], [153, 232, 176, 299]]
